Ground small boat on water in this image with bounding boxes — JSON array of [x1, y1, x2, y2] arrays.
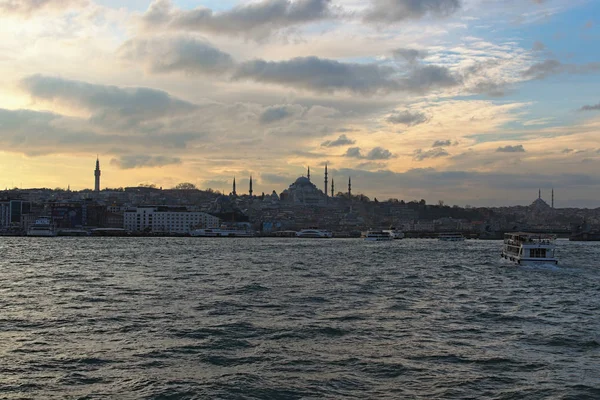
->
[[364, 230, 393, 241], [438, 233, 465, 242], [296, 229, 333, 238], [27, 218, 56, 237], [501, 232, 558, 265]]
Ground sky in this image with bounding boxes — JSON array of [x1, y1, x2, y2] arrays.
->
[[0, 0, 599, 207]]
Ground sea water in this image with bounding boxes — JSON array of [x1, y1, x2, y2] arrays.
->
[[1, 238, 599, 399]]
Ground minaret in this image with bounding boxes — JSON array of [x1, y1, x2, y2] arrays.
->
[[232, 176, 237, 196], [94, 157, 101, 194], [552, 188, 554, 209], [324, 164, 328, 197], [307, 166, 311, 182], [538, 188, 541, 199], [331, 178, 334, 198], [249, 175, 253, 197], [348, 177, 352, 198]]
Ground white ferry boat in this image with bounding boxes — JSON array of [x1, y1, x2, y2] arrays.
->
[[190, 223, 256, 237], [383, 227, 405, 240], [296, 229, 333, 238], [27, 218, 56, 237], [364, 230, 393, 241], [438, 233, 465, 242], [501, 232, 558, 265]]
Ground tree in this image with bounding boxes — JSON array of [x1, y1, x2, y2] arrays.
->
[[174, 182, 197, 190]]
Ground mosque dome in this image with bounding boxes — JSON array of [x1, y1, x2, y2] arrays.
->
[[293, 177, 312, 186]]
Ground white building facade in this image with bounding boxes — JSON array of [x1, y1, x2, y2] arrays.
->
[[124, 207, 220, 234]]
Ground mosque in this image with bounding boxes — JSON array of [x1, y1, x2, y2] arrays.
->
[[229, 165, 352, 206], [279, 165, 350, 206]]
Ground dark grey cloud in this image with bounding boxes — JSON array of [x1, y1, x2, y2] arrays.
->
[[579, 102, 600, 111], [233, 56, 459, 95], [497, 145, 526, 153], [20, 74, 196, 122], [366, 147, 393, 160], [345, 147, 363, 158], [432, 139, 452, 147], [119, 36, 459, 96], [364, 0, 461, 23], [523, 60, 600, 79], [141, 0, 334, 39], [110, 155, 182, 169], [0, 0, 85, 17], [345, 146, 393, 160], [392, 48, 428, 64], [119, 36, 235, 75], [0, 108, 199, 156], [321, 134, 355, 147], [413, 147, 450, 161], [562, 148, 574, 154], [387, 110, 429, 126], [259, 105, 299, 124]]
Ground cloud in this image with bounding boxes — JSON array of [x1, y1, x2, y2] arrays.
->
[[261, 173, 293, 184], [356, 161, 387, 170], [413, 147, 450, 161], [366, 147, 393, 160], [523, 60, 600, 79], [562, 148, 574, 154], [432, 139, 452, 147], [364, 0, 461, 23], [110, 155, 182, 169], [140, 0, 335, 39], [345, 146, 393, 160], [321, 134, 355, 147], [496, 145, 526, 153], [392, 48, 428, 64], [117, 36, 459, 96], [233, 56, 459, 95], [387, 110, 429, 126], [20, 74, 197, 125], [0, 0, 86, 17], [119, 36, 235, 75], [0, 108, 200, 156], [579, 102, 600, 111], [532, 41, 546, 51], [345, 147, 363, 158], [259, 104, 303, 124]]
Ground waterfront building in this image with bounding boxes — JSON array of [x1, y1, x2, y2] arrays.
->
[[123, 206, 220, 234]]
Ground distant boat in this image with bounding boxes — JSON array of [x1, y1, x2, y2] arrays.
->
[[191, 223, 256, 237], [383, 227, 405, 240], [364, 230, 393, 241], [27, 218, 56, 237], [438, 233, 465, 242], [296, 229, 333, 238], [501, 232, 558, 265]]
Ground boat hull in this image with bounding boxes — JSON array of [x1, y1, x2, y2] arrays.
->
[[364, 237, 393, 241], [501, 252, 558, 265]]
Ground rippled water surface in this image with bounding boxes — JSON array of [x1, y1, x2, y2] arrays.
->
[[1, 238, 599, 399]]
